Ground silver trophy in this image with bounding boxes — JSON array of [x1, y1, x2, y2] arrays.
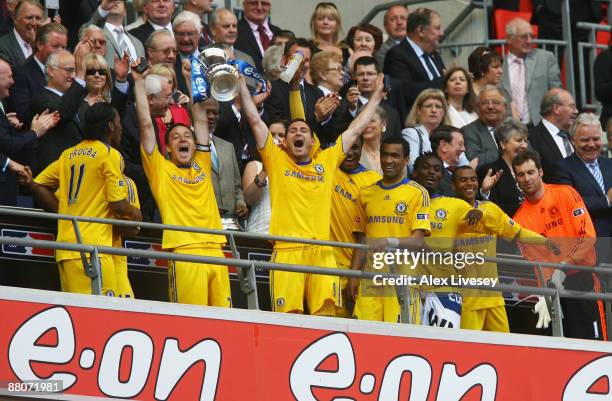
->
[[197, 47, 240, 102]]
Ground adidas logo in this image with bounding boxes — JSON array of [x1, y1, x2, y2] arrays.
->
[[384, 195, 391, 200]]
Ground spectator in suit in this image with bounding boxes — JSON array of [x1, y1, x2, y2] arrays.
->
[[145, 30, 176, 69], [375, 5, 409, 69], [501, 18, 561, 126], [401, 88, 452, 173], [88, 0, 146, 69], [0, 0, 43, 68], [430, 125, 466, 196], [462, 85, 508, 168], [201, 97, 248, 219], [181, 0, 214, 47], [78, 24, 108, 58], [309, 2, 350, 66], [0, 58, 60, 206], [208, 8, 256, 68], [550, 113, 612, 238], [479, 118, 529, 217], [173, 11, 202, 95], [263, 38, 323, 137], [30, 45, 89, 173], [234, 0, 281, 72], [8, 23, 67, 124], [443, 66, 478, 128], [528, 88, 578, 183], [594, 43, 612, 130], [128, 0, 175, 46], [384, 7, 445, 112]]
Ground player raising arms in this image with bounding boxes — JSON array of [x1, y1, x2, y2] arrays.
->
[[24, 102, 141, 296], [239, 60, 387, 316], [133, 63, 231, 307]]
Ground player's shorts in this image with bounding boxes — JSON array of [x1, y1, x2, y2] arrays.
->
[[112, 255, 135, 299], [58, 255, 117, 296], [168, 245, 232, 307], [421, 292, 462, 329], [270, 245, 340, 316], [561, 272, 606, 340], [336, 264, 352, 318], [461, 305, 509, 332], [353, 284, 421, 324]]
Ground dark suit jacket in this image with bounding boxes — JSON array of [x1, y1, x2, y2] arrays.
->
[[550, 154, 612, 237], [79, 0, 98, 22], [215, 101, 257, 170], [7, 56, 46, 124], [383, 39, 445, 112], [29, 83, 87, 173], [128, 22, 156, 49], [528, 121, 565, 183], [478, 157, 523, 217], [234, 17, 280, 72], [462, 119, 499, 168], [263, 79, 323, 137], [439, 166, 454, 197], [0, 31, 26, 68], [0, 109, 38, 206]]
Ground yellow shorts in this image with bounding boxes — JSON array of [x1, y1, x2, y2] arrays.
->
[[353, 284, 421, 324], [336, 264, 351, 318], [270, 246, 340, 316], [461, 305, 509, 332], [168, 245, 232, 307], [112, 255, 135, 299], [58, 256, 116, 296]]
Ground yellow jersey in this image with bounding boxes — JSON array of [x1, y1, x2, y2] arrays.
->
[[141, 145, 224, 249], [330, 165, 381, 266], [34, 140, 128, 261], [355, 177, 431, 238], [259, 134, 345, 247], [112, 175, 140, 249]]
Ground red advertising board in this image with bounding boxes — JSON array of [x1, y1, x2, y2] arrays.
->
[[0, 286, 611, 400]]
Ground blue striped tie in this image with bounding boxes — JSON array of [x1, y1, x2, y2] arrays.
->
[[587, 161, 605, 193]]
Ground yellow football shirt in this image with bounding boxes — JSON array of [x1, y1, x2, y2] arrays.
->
[[141, 145, 225, 249], [112, 175, 140, 249], [331, 165, 381, 266], [34, 140, 128, 261], [259, 134, 345, 247]]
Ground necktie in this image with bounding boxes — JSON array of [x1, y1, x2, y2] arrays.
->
[[257, 25, 270, 51], [557, 131, 573, 157], [0, 101, 4, 115], [114, 28, 129, 59], [211, 143, 219, 172], [512, 58, 527, 123], [588, 161, 605, 193], [421, 53, 438, 80], [489, 127, 498, 149], [23, 42, 31, 58]]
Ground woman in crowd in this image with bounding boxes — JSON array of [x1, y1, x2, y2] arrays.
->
[[359, 106, 387, 175], [443, 66, 478, 128], [148, 64, 191, 156], [310, 51, 345, 95], [310, 2, 350, 65], [242, 120, 287, 234], [478, 118, 528, 217], [344, 24, 383, 73], [401, 89, 451, 173], [468, 46, 504, 95]]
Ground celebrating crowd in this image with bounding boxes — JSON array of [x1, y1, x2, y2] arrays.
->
[[0, 0, 610, 340]]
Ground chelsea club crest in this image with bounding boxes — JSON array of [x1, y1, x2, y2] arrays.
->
[[314, 164, 325, 174], [394, 201, 408, 215]]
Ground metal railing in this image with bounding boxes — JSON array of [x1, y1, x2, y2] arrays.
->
[[576, 22, 611, 112], [1, 207, 611, 338]]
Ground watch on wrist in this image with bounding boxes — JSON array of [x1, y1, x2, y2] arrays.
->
[[254, 174, 267, 188]]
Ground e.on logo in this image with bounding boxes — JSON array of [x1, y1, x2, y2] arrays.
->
[[289, 333, 612, 401], [8, 307, 222, 401]]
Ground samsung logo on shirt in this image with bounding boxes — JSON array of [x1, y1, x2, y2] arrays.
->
[[368, 215, 405, 224], [171, 172, 207, 184], [284, 169, 324, 182]]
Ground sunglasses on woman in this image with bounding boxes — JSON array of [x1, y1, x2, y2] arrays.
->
[[86, 68, 107, 76]]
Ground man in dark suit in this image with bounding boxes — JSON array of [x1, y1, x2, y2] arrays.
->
[[375, 5, 408, 69], [430, 125, 466, 196], [173, 10, 202, 95], [215, 101, 257, 172], [234, 0, 281, 72], [0, 59, 59, 205], [263, 38, 323, 135], [0, 0, 43, 68], [550, 113, 612, 238], [384, 7, 445, 112], [128, 0, 175, 46], [8, 23, 67, 124], [462, 86, 508, 168], [208, 8, 256, 70], [145, 29, 176, 68], [29, 48, 88, 173], [528, 88, 578, 183]]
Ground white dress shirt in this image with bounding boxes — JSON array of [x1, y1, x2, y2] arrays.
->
[[150, 21, 173, 37], [542, 118, 573, 158], [246, 17, 272, 56], [406, 37, 439, 80], [13, 28, 31, 59], [105, 22, 138, 61]]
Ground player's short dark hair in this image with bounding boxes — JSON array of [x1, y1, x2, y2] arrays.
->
[[430, 125, 461, 153], [381, 136, 410, 157], [512, 149, 542, 171], [84, 103, 117, 141], [164, 123, 194, 147], [451, 165, 476, 182], [354, 56, 380, 73], [36, 22, 67, 45], [413, 152, 442, 170], [283, 38, 316, 57], [286, 118, 314, 137]]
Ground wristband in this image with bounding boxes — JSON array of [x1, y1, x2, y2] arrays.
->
[[254, 174, 267, 188], [387, 238, 399, 249], [195, 144, 210, 152]]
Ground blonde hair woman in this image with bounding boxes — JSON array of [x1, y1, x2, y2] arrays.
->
[[310, 2, 350, 65], [83, 54, 113, 104]]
